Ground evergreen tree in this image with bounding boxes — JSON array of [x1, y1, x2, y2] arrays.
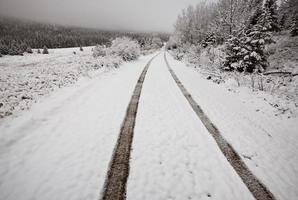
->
[[42, 46, 49, 54], [224, 24, 274, 73], [37, 49, 41, 54], [290, 13, 298, 36], [0, 40, 9, 55], [79, 45, 83, 51], [201, 32, 217, 48], [262, 0, 280, 32], [248, 7, 263, 28], [26, 46, 33, 53]]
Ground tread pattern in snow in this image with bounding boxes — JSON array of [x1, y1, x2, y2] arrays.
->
[[101, 54, 158, 200], [164, 52, 276, 200]]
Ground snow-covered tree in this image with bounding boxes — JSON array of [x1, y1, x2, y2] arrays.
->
[[42, 46, 49, 54], [0, 40, 9, 55], [261, 0, 280, 32], [26, 46, 33, 53], [201, 32, 217, 48], [291, 14, 298, 36], [224, 24, 274, 73]]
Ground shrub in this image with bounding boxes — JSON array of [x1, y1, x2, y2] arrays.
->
[[109, 37, 140, 61], [42, 46, 49, 54], [37, 49, 41, 54], [93, 45, 107, 57], [26, 47, 33, 53], [80, 45, 83, 51]]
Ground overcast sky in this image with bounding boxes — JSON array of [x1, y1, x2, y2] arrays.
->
[[0, 0, 206, 33]]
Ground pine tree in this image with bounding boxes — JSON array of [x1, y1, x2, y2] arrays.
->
[[37, 49, 41, 54], [224, 24, 274, 73], [248, 7, 263, 28], [201, 32, 217, 48], [0, 40, 9, 55], [26, 46, 33, 53], [290, 14, 298, 36], [223, 31, 246, 71], [42, 46, 49, 54], [262, 0, 280, 32]]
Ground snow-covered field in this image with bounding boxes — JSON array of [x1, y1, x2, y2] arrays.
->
[[0, 47, 105, 120], [0, 51, 156, 200], [166, 52, 298, 200]]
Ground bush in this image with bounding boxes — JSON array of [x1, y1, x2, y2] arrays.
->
[[93, 45, 107, 57], [42, 46, 49, 54], [80, 45, 83, 51], [109, 37, 140, 61], [26, 47, 33, 53], [37, 49, 41, 54]]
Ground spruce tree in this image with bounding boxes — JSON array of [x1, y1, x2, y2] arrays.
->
[[42, 46, 49, 54], [262, 0, 280, 32], [26, 46, 33, 54], [290, 12, 298, 36], [224, 24, 274, 73]]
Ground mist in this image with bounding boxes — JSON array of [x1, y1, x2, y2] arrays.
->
[[0, 0, 206, 33]]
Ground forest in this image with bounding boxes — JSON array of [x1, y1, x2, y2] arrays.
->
[[0, 17, 169, 56], [168, 0, 298, 73]]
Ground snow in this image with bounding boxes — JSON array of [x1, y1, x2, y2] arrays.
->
[[0, 47, 101, 119], [126, 53, 254, 200], [0, 52, 156, 200], [165, 52, 298, 200]]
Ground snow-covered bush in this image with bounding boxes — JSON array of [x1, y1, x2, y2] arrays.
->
[[108, 37, 140, 61], [151, 37, 163, 49], [93, 45, 107, 57]]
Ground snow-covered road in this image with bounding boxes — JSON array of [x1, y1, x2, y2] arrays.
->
[[0, 50, 297, 200], [126, 53, 255, 200]]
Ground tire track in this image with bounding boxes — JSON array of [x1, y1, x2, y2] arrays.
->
[[164, 52, 276, 200], [100, 54, 158, 200]]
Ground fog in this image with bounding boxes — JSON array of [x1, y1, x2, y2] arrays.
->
[[0, 0, 207, 33]]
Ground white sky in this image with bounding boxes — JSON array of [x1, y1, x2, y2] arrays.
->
[[0, 0, 209, 33]]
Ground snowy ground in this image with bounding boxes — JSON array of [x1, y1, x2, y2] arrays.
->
[[0, 49, 297, 200], [127, 53, 254, 200], [166, 52, 298, 200], [0, 53, 155, 200], [0, 47, 104, 120]]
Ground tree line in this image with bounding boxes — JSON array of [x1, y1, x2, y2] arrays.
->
[[169, 0, 298, 73], [0, 17, 169, 56]]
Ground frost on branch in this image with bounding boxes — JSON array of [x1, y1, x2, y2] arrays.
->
[[108, 37, 140, 61]]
